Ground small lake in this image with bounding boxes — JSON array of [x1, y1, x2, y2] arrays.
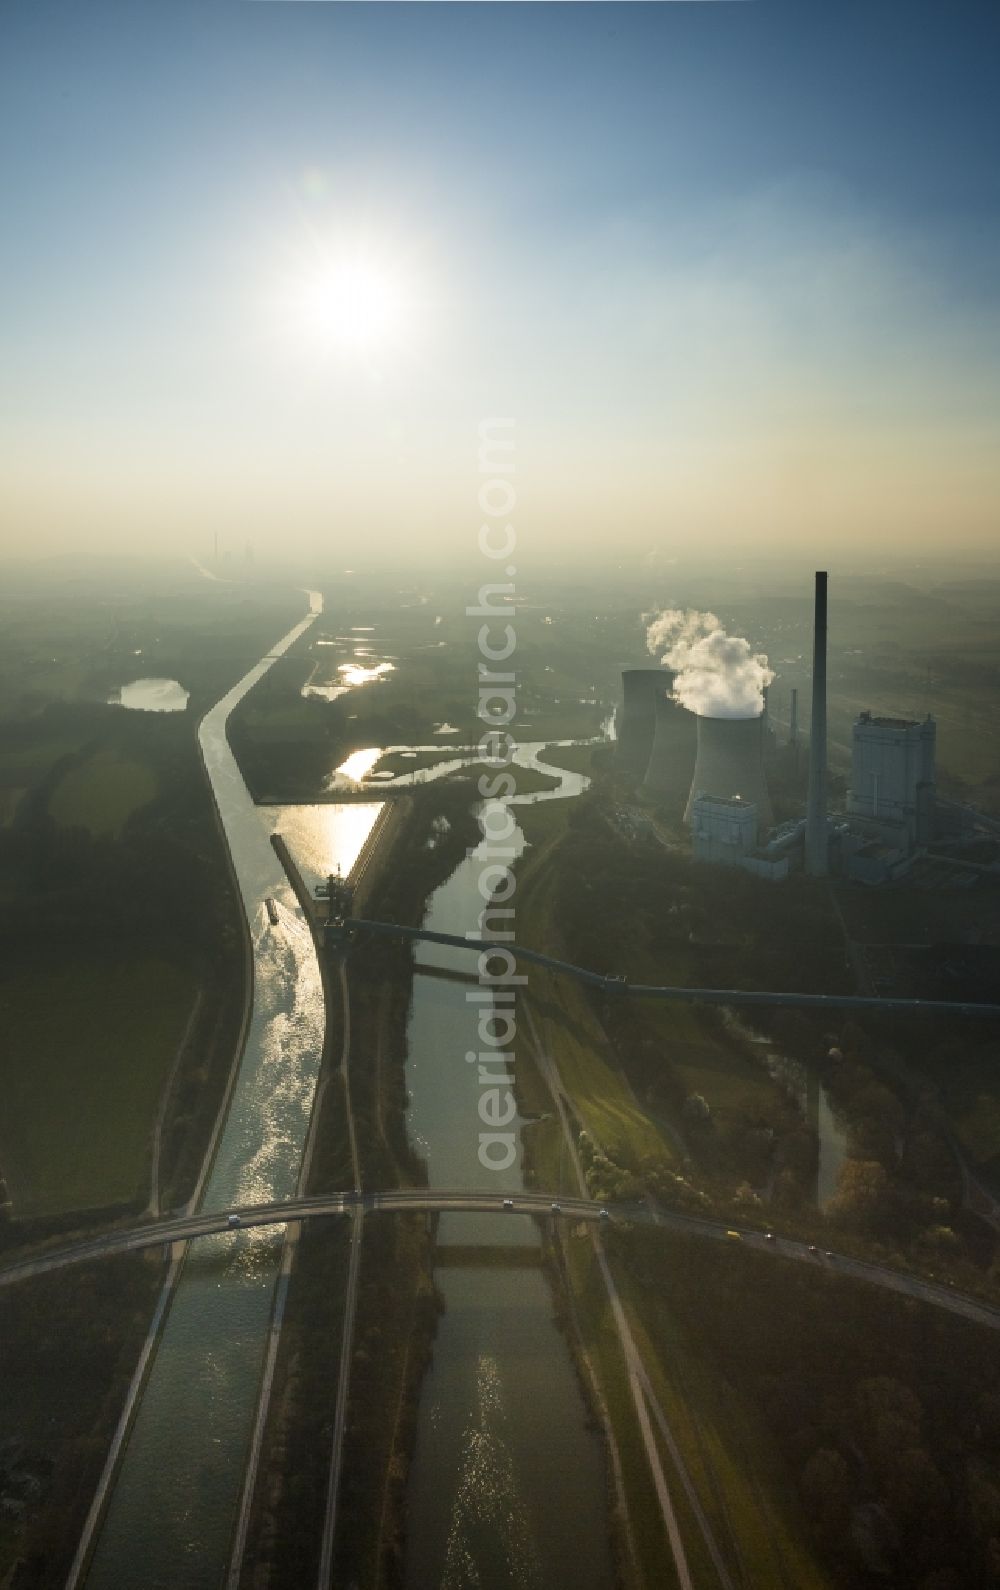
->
[[110, 678, 189, 712]]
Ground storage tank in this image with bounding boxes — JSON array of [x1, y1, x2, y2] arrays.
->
[[641, 687, 697, 808], [616, 668, 671, 772], [683, 713, 773, 829]]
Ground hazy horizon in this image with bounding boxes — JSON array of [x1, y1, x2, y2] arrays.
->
[[2, 0, 999, 565]]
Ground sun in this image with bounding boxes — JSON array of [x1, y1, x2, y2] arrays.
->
[[284, 251, 410, 354]]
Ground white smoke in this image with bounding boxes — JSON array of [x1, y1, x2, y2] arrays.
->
[[644, 608, 774, 719]]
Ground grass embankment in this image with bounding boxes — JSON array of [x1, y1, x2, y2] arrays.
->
[[333, 1214, 439, 1589], [0, 1252, 165, 1588], [514, 807, 799, 1204], [605, 1235, 830, 1590]]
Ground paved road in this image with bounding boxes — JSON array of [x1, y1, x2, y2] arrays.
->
[[4, 1191, 999, 1331]]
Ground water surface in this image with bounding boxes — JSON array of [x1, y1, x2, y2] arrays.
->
[[403, 771, 613, 1590], [110, 677, 189, 712]]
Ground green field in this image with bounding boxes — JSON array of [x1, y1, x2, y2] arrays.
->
[[48, 748, 158, 837], [612, 1248, 833, 1590], [537, 741, 601, 775], [515, 854, 677, 1175], [555, 1228, 832, 1590], [0, 953, 196, 1216]]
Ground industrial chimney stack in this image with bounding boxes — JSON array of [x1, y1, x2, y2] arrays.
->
[[805, 571, 828, 876]]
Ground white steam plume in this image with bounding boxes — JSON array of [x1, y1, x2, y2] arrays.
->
[[644, 608, 774, 719]]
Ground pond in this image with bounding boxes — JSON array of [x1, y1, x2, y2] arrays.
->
[[109, 678, 189, 712]]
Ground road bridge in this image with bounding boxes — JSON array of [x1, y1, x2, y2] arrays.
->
[[4, 1191, 1000, 1331]]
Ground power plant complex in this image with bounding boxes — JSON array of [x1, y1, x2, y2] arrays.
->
[[617, 570, 987, 887]]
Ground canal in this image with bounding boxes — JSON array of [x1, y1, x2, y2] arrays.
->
[[83, 593, 383, 1589]]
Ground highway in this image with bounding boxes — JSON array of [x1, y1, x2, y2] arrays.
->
[[5, 1189, 1000, 1332], [343, 918, 1000, 1019]]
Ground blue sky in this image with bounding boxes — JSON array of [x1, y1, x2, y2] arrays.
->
[[2, 0, 999, 562]]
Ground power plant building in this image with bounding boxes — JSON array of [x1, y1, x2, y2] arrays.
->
[[847, 712, 936, 852], [691, 795, 790, 879], [691, 795, 758, 863]]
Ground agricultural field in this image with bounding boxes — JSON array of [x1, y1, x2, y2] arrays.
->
[[48, 748, 158, 837], [0, 950, 195, 1217], [0, 559, 299, 1231]]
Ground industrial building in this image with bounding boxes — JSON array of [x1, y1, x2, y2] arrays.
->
[[617, 570, 989, 890], [847, 712, 936, 850], [690, 795, 791, 880], [691, 794, 758, 861]]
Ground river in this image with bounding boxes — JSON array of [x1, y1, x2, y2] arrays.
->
[[402, 762, 614, 1590]]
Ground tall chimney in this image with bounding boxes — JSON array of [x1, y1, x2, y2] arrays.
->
[[789, 687, 799, 747], [805, 571, 828, 876]]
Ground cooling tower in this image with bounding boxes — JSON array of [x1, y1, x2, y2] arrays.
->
[[641, 687, 697, 805], [617, 668, 671, 772], [683, 714, 773, 829]]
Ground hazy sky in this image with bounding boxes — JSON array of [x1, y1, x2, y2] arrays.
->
[[2, 0, 999, 566]]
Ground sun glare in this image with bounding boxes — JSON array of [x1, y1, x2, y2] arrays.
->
[[284, 252, 410, 354]]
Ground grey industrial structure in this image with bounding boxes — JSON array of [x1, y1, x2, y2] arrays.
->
[[847, 713, 936, 848], [683, 712, 774, 828], [642, 684, 697, 803], [691, 794, 757, 862], [616, 668, 671, 772]]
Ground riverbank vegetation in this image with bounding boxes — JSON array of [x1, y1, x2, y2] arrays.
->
[[615, 1225, 1000, 1590]]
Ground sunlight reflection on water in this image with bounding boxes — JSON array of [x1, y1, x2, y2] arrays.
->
[[263, 802, 383, 893]]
